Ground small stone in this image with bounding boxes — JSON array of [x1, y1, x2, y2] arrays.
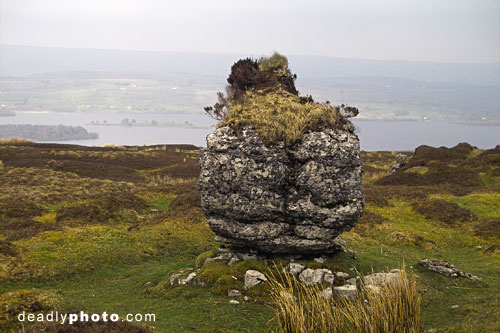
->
[[288, 262, 306, 276], [242, 254, 258, 261], [336, 272, 349, 279], [299, 268, 315, 285], [314, 257, 325, 264], [334, 284, 357, 300], [318, 287, 333, 299], [451, 305, 459, 309], [169, 273, 182, 285], [244, 270, 268, 289], [178, 272, 197, 285], [346, 278, 357, 286], [427, 329, 437, 333], [243, 296, 249, 301], [228, 257, 240, 267], [229, 300, 240, 305], [476, 245, 482, 250], [364, 272, 400, 286], [228, 289, 242, 297], [218, 252, 233, 260], [323, 271, 335, 284], [204, 257, 217, 265]]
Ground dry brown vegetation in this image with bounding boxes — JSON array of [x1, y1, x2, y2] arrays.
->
[[268, 266, 422, 333]]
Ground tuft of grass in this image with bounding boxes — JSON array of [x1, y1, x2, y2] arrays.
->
[[267, 266, 422, 333], [221, 89, 350, 146]]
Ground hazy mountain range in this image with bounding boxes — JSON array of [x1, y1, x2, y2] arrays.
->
[[1, 45, 499, 123]]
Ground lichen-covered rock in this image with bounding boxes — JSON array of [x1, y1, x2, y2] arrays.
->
[[199, 126, 364, 254]]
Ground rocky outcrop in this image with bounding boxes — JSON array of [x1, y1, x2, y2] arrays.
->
[[389, 154, 408, 174], [198, 126, 364, 254], [418, 259, 481, 280]]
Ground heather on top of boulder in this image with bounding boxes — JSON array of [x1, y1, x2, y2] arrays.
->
[[204, 52, 359, 145]]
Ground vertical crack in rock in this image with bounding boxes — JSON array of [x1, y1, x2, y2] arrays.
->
[[198, 126, 364, 254]]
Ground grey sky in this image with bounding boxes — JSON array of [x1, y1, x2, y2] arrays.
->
[[1, 0, 499, 63]]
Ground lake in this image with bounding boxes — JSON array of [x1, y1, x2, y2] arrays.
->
[[1, 111, 499, 151]]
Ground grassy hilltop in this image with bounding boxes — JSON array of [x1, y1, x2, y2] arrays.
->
[[0, 139, 499, 332]]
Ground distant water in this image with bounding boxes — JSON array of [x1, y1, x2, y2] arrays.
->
[[1, 112, 499, 151]]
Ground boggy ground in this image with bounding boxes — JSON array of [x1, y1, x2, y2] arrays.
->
[[0, 140, 499, 332]]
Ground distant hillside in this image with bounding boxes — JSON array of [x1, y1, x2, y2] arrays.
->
[[1, 45, 499, 86], [0, 124, 98, 141]]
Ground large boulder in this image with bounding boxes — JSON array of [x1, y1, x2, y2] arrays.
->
[[198, 126, 364, 254]]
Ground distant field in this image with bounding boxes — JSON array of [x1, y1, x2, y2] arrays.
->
[[1, 71, 499, 124], [0, 140, 499, 332]]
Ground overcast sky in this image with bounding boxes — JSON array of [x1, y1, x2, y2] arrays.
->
[[1, 0, 499, 63]]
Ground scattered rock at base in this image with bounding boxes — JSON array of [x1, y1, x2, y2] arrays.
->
[[178, 272, 197, 285], [314, 257, 325, 264], [336, 271, 350, 279], [299, 268, 334, 285], [244, 270, 268, 289], [287, 262, 306, 276], [333, 284, 357, 301], [418, 259, 481, 281], [229, 300, 240, 305], [228, 289, 243, 297], [364, 270, 400, 286], [168, 269, 199, 286], [318, 287, 333, 299], [346, 278, 357, 286]]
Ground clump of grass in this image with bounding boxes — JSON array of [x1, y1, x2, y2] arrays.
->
[[221, 89, 351, 146], [267, 266, 422, 333]]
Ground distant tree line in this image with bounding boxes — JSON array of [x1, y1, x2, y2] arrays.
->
[[0, 124, 98, 141]]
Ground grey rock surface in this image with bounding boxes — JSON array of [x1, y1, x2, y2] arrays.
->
[[287, 262, 306, 276], [244, 270, 268, 289], [418, 259, 481, 280], [199, 126, 364, 254], [364, 271, 400, 286], [389, 154, 408, 174], [228, 289, 242, 297], [334, 284, 357, 300], [299, 268, 333, 285], [318, 287, 333, 299]]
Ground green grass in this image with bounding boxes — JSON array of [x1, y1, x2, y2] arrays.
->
[[0, 257, 274, 332], [1, 142, 499, 332], [434, 193, 500, 218]]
